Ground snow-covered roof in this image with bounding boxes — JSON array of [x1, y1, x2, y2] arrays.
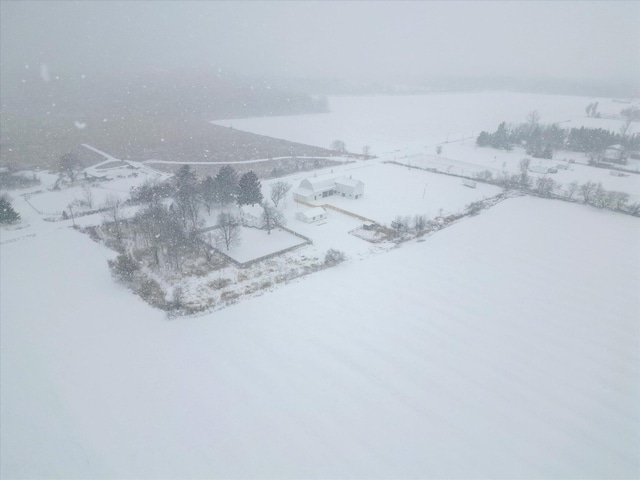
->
[[300, 177, 337, 192], [293, 187, 314, 197], [335, 176, 363, 188], [299, 207, 326, 219]]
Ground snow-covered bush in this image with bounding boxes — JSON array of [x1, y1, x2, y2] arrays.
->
[[324, 248, 346, 266]]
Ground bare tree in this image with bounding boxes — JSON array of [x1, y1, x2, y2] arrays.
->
[[216, 212, 240, 250], [518, 158, 531, 189], [270, 181, 292, 208], [535, 176, 556, 198], [362, 145, 371, 157], [331, 140, 346, 153], [579, 181, 598, 204], [413, 214, 428, 237], [526, 110, 540, 133], [59, 152, 82, 183], [565, 180, 579, 200], [81, 184, 93, 209], [103, 195, 123, 241], [262, 203, 285, 234]]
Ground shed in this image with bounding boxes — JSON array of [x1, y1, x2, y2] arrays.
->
[[296, 207, 327, 223], [602, 144, 627, 164], [529, 165, 550, 174]]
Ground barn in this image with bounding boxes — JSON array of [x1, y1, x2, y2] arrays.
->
[[292, 176, 364, 202]]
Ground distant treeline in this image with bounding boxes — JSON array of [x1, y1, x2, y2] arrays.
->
[[477, 121, 640, 159], [1, 70, 329, 121]]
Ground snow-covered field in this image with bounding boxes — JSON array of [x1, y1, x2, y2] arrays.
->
[[2, 92, 640, 478], [2, 195, 638, 478], [215, 93, 640, 202], [214, 93, 640, 156]]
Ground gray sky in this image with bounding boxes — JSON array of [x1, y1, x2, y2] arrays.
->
[[1, 0, 639, 84]]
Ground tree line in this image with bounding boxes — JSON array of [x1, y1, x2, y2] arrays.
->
[[477, 115, 639, 160]]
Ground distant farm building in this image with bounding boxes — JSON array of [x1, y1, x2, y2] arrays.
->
[[296, 207, 327, 223], [529, 165, 557, 174], [293, 176, 364, 202], [602, 145, 627, 164]]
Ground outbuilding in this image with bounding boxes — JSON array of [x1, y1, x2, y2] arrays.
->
[[296, 207, 327, 223], [602, 144, 627, 164]]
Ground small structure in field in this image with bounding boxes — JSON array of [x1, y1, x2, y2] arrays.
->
[[239, 204, 264, 228], [529, 165, 556, 174], [462, 179, 477, 188], [602, 144, 627, 164], [293, 176, 364, 202], [296, 207, 327, 223]]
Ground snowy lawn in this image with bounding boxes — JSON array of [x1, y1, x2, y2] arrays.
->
[[2, 195, 638, 478], [220, 226, 307, 264], [297, 162, 504, 223]]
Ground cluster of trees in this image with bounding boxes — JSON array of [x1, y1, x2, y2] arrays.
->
[[0, 169, 40, 190], [472, 161, 640, 216], [107, 165, 293, 273], [477, 116, 639, 159], [585, 102, 600, 118], [390, 214, 440, 239], [131, 165, 265, 215]]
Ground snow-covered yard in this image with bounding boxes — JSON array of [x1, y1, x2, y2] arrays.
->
[[294, 162, 503, 223], [219, 226, 307, 264]]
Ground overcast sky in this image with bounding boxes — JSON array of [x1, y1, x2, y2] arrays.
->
[[1, 0, 639, 84]]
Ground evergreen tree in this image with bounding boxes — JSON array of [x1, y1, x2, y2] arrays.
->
[[214, 166, 238, 205], [237, 171, 263, 206], [0, 197, 20, 223], [200, 175, 217, 214]]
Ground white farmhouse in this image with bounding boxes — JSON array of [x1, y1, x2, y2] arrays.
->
[[296, 207, 327, 223], [335, 177, 364, 199], [239, 204, 264, 228], [293, 176, 364, 202]]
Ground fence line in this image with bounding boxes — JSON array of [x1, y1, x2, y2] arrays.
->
[[294, 199, 376, 224], [211, 227, 312, 269]]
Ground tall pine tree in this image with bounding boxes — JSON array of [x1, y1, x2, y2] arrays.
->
[[214, 166, 238, 206], [0, 197, 20, 224], [237, 171, 263, 206]]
